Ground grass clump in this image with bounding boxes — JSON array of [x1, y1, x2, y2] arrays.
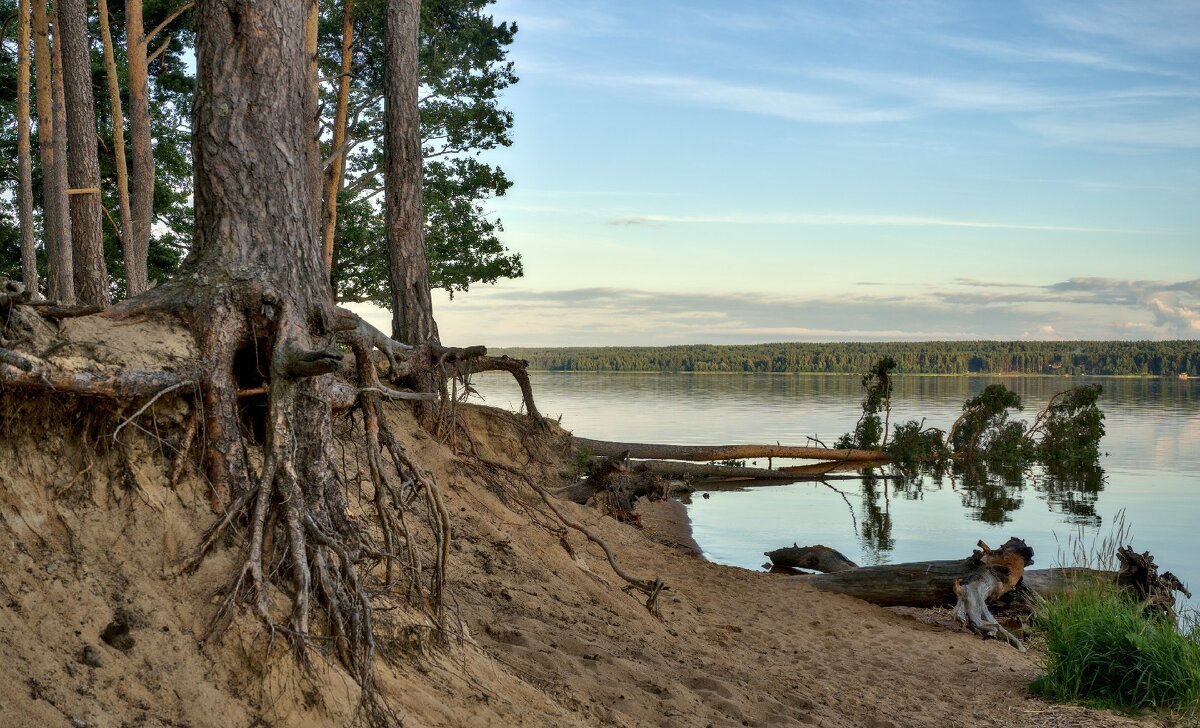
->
[[1031, 585, 1200, 715]]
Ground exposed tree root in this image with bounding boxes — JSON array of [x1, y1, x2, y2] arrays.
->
[[2, 282, 457, 722]]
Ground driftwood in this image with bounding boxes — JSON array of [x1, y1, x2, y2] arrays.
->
[[561, 457, 894, 516], [765, 544, 858, 573], [768, 540, 1191, 649], [771, 538, 1034, 649], [572, 436, 888, 463]]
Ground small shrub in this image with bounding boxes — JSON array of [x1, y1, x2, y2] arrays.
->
[[1032, 586, 1200, 715]]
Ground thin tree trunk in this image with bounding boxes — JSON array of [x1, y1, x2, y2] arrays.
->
[[322, 0, 355, 282], [123, 0, 191, 297], [48, 5, 75, 303], [16, 0, 38, 294], [32, 0, 73, 302], [97, 0, 133, 282], [57, 0, 110, 307], [385, 0, 438, 347], [126, 0, 151, 297], [305, 0, 322, 238]]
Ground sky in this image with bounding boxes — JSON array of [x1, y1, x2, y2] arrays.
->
[[360, 0, 1200, 346]]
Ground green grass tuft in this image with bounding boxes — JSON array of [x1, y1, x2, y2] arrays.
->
[[1032, 586, 1200, 715]]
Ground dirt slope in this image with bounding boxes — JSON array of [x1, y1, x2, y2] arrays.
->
[[0, 384, 1151, 727]]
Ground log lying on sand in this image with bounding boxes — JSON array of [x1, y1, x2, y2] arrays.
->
[[771, 543, 1191, 609], [776, 538, 1035, 608], [766, 544, 858, 573], [768, 540, 1191, 649], [773, 538, 1036, 649], [572, 436, 888, 463]]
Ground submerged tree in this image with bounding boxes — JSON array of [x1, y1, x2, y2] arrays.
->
[[1027, 383, 1105, 467], [947, 383, 1027, 459], [835, 356, 896, 450]]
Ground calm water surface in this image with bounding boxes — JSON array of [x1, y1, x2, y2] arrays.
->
[[469, 372, 1200, 608]]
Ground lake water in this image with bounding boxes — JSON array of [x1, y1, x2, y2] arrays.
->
[[468, 372, 1200, 609]]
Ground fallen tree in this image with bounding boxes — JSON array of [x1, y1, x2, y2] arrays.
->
[[572, 436, 888, 463], [768, 541, 1188, 607], [766, 539, 1191, 649]]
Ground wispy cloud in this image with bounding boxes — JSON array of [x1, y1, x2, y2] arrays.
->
[[1018, 113, 1200, 148], [607, 212, 1150, 234], [601, 73, 911, 124], [806, 67, 1199, 112], [1039, 1, 1200, 55], [417, 276, 1200, 346], [923, 33, 1182, 77]]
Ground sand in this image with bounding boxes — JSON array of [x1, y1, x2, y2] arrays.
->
[[0, 389, 1157, 727]]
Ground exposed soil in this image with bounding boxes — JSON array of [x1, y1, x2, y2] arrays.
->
[[0, 322, 1158, 726]]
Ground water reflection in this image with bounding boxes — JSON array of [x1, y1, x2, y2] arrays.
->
[[468, 372, 1200, 605]]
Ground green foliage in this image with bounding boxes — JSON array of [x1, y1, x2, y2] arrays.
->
[[495, 341, 1200, 377], [0, 0, 194, 297], [1031, 587, 1200, 715], [835, 357, 895, 450], [950, 384, 1024, 454], [325, 0, 523, 304], [1034, 384, 1106, 467], [708, 459, 747, 468], [885, 420, 949, 470], [1, 0, 520, 303], [567, 447, 593, 479]]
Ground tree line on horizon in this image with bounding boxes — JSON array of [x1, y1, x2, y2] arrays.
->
[[497, 340, 1200, 377]]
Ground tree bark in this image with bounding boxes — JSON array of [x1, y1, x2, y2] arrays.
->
[[322, 0, 356, 281], [385, 0, 438, 348], [33, 0, 74, 302], [305, 0, 322, 238], [125, 0, 151, 297], [97, 0, 133, 279], [57, 0, 110, 307], [16, 0, 38, 294], [765, 545, 858, 573], [572, 437, 889, 463]]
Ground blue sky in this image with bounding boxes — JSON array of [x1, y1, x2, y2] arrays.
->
[[363, 0, 1200, 345]]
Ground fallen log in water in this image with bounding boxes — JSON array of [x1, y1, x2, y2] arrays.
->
[[572, 436, 889, 463], [618, 458, 895, 483]]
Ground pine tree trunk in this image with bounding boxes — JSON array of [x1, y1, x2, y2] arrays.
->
[[385, 0, 438, 347], [98, 0, 134, 289], [57, 0, 110, 307], [126, 0, 152, 297], [322, 0, 356, 281], [32, 0, 74, 302], [16, 0, 38, 294]]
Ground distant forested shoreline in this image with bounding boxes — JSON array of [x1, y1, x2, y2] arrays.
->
[[494, 341, 1200, 377]]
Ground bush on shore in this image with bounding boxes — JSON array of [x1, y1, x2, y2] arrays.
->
[[1030, 586, 1200, 717]]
